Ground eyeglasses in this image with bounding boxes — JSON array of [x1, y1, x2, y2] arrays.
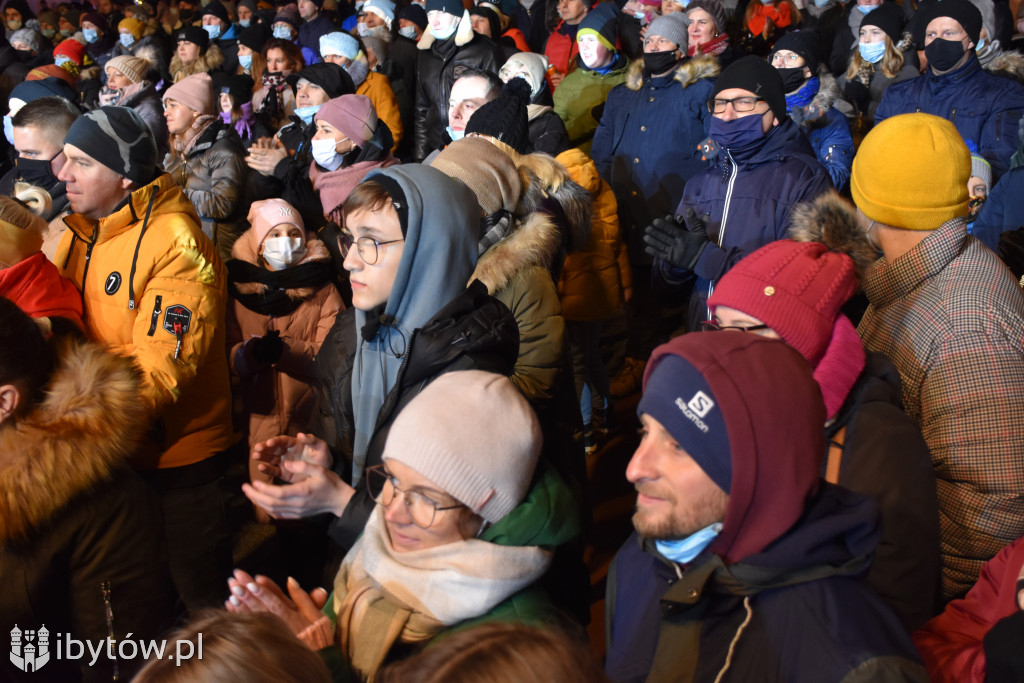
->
[[338, 230, 403, 265], [366, 465, 465, 529], [770, 51, 803, 67], [707, 96, 766, 114], [700, 319, 772, 333]]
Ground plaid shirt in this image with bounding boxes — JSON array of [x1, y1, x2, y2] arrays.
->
[[859, 217, 1024, 601]]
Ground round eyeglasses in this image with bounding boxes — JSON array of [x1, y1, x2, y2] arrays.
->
[[338, 231, 404, 265], [366, 465, 465, 529]]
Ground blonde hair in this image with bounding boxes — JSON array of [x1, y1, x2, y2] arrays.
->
[[845, 34, 905, 80], [0, 193, 48, 230]]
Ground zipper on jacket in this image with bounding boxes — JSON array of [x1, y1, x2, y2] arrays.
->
[[706, 151, 739, 317], [128, 188, 159, 310], [147, 295, 163, 336], [102, 581, 119, 681], [80, 226, 98, 294]]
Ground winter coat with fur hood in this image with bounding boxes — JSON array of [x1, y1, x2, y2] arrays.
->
[[591, 55, 718, 264], [164, 117, 249, 263], [412, 18, 502, 160], [786, 69, 854, 191], [0, 340, 177, 683], [225, 231, 343, 453], [169, 43, 224, 82]]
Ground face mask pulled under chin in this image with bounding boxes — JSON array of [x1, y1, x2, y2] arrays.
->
[[431, 15, 459, 40], [262, 236, 307, 270], [925, 37, 967, 72], [708, 112, 766, 151]]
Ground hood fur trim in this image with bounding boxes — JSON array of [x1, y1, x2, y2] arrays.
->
[[170, 43, 224, 81], [787, 191, 877, 280], [626, 54, 720, 91], [230, 237, 332, 301], [417, 9, 475, 49], [517, 152, 592, 253], [793, 67, 840, 129], [985, 49, 1024, 85], [471, 211, 561, 293], [0, 340, 146, 544]]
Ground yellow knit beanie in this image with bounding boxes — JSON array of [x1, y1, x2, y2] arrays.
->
[[851, 113, 971, 231], [118, 17, 144, 40]]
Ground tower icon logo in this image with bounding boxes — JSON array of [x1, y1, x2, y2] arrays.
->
[[11, 625, 50, 672]]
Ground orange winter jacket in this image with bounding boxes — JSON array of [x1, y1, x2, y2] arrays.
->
[[56, 173, 234, 469], [556, 148, 631, 322], [358, 71, 404, 153]]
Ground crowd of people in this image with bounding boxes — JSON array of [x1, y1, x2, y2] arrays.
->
[[2, 0, 1024, 679]]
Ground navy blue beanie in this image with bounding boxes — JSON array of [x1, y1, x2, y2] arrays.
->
[[425, 0, 463, 17], [637, 354, 732, 494]]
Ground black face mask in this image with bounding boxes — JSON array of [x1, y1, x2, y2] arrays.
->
[[14, 48, 33, 63], [925, 37, 967, 72], [643, 50, 681, 76], [15, 156, 61, 188], [776, 66, 807, 92]]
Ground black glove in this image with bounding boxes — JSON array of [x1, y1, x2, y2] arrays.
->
[[252, 330, 284, 365], [643, 210, 710, 271], [843, 80, 870, 111], [984, 611, 1024, 683]]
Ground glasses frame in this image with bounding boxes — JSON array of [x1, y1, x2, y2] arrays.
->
[[707, 96, 766, 114], [700, 319, 772, 333], [338, 230, 404, 265], [365, 464, 465, 529]]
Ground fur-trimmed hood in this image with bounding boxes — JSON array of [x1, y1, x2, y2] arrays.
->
[[470, 210, 561, 293], [170, 43, 224, 81], [229, 234, 333, 302], [984, 48, 1024, 85], [416, 9, 476, 50], [625, 54, 720, 91], [791, 67, 841, 130], [787, 190, 877, 280], [0, 340, 146, 544], [515, 150, 592, 253]]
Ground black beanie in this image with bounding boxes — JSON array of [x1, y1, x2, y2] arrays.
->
[[221, 74, 255, 105], [201, 0, 230, 24], [469, 5, 501, 39], [916, 0, 982, 44], [425, 0, 463, 17], [465, 77, 532, 154], [286, 62, 355, 98], [861, 2, 905, 43], [176, 25, 209, 52], [400, 3, 427, 30], [712, 55, 787, 121], [239, 24, 270, 52], [771, 30, 821, 73], [63, 106, 158, 186]]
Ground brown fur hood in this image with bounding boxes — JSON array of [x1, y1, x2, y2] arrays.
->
[[170, 43, 224, 81], [0, 340, 147, 544], [984, 48, 1024, 85], [471, 211, 562, 293], [787, 191, 878, 281], [230, 232, 333, 302], [516, 150, 592, 253], [625, 54, 719, 91]]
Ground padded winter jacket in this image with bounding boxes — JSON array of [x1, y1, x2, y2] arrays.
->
[[553, 53, 628, 154]]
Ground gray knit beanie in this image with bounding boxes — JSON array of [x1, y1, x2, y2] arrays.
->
[[686, 0, 726, 34], [647, 12, 690, 50], [381, 370, 542, 524], [63, 106, 158, 185]]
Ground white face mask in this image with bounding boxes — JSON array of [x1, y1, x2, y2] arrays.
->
[[311, 136, 345, 170], [399, 25, 418, 39], [262, 236, 307, 270]]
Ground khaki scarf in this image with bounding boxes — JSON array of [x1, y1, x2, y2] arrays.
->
[[333, 507, 551, 680]]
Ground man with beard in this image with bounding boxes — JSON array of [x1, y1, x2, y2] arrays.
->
[[604, 332, 927, 683]]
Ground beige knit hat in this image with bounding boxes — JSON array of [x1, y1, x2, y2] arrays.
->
[[381, 370, 542, 524], [429, 137, 521, 216], [162, 73, 215, 115], [106, 55, 150, 84]]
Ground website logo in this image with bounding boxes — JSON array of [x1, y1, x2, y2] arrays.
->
[[11, 625, 50, 673]]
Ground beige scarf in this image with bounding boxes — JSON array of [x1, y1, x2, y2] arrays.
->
[[171, 114, 217, 159], [333, 507, 551, 679]]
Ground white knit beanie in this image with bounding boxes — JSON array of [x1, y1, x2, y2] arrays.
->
[[381, 370, 542, 524]]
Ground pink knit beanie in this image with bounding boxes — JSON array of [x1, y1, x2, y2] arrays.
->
[[314, 94, 378, 148], [246, 199, 304, 248], [162, 73, 215, 115]]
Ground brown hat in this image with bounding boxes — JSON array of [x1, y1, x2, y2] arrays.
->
[[430, 137, 521, 216], [162, 72, 215, 115], [106, 54, 149, 83]]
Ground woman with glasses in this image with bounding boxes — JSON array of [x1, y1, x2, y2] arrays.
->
[[225, 198, 343, 523], [703, 192, 939, 632], [227, 370, 579, 681], [241, 164, 519, 557]]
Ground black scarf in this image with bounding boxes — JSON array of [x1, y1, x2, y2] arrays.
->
[[227, 258, 335, 316]]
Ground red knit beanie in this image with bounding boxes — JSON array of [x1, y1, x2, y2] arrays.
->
[[707, 239, 857, 365]]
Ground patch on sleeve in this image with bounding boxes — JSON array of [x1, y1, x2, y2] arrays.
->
[[163, 304, 193, 335]]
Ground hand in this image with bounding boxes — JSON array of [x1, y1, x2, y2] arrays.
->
[[252, 432, 332, 481], [623, 286, 633, 303], [253, 330, 284, 365], [225, 569, 328, 636], [643, 212, 710, 271], [843, 80, 870, 111], [549, 71, 564, 89], [242, 459, 355, 520], [245, 137, 288, 175]]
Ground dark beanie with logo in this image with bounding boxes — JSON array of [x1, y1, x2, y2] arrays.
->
[[425, 0, 463, 17], [712, 55, 788, 121], [63, 106, 158, 186]]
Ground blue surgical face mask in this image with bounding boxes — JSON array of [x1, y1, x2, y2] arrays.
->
[[431, 16, 459, 40], [812, 0, 830, 7], [239, 18, 251, 27], [655, 523, 723, 564], [399, 24, 418, 39], [204, 23, 222, 39], [83, 27, 100, 43], [446, 125, 465, 141], [3, 115, 12, 145], [41, 27, 55, 38], [977, 37, 987, 51], [709, 112, 766, 150], [293, 104, 321, 124], [55, 54, 73, 68], [239, 53, 253, 70], [120, 32, 135, 48], [856, 3, 877, 13], [272, 24, 292, 39], [858, 39, 885, 63]]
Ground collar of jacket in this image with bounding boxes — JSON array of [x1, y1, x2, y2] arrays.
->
[[63, 172, 178, 244], [625, 54, 720, 91], [862, 217, 968, 308]]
